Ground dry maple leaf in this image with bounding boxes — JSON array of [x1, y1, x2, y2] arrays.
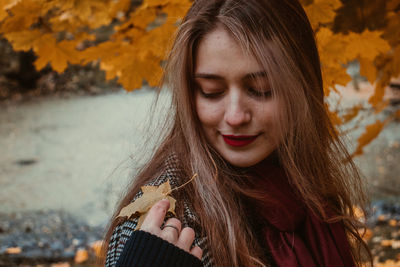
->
[[117, 180, 177, 229], [116, 174, 197, 230]]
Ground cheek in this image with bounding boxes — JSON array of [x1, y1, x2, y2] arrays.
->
[[195, 98, 222, 128], [255, 101, 281, 135], [255, 101, 278, 122]]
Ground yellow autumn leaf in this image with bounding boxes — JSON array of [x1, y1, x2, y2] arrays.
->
[[74, 1, 112, 28], [368, 83, 387, 108], [81, 41, 125, 64], [135, 22, 176, 60], [51, 0, 74, 11], [113, 23, 145, 42], [346, 30, 391, 61], [74, 248, 89, 263], [353, 120, 386, 156], [100, 62, 121, 81], [367, 47, 400, 110], [317, 27, 349, 64], [47, 0, 112, 29], [327, 107, 343, 126], [3, 29, 43, 51], [5, 247, 21, 254], [118, 53, 163, 90], [84, 42, 137, 82], [4, 30, 84, 75], [303, 0, 342, 28], [321, 64, 352, 94], [317, 26, 392, 100], [74, 32, 96, 42], [84, 43, 140, 85], [49, 15, 84, 33], [384, 11, 400, 45], [85, 1, 113, 28], [342, 104, 362, 123], [391, 46, 400, 76], [316, 28, 353, 92], [359, 57, 378, 84], [144, 0, 169, 8], [34, 37, 82, 73], [2, 0, 19, 10], [90, 240, 103, 258], [162, 0, 191, 23], [67, 1, 91, 23], [91, 5, 175, 90], [0, 0, 12, 21], [117, 180, 177, 230], [128, 5, 158, 30], [0, 0, 42, 32]]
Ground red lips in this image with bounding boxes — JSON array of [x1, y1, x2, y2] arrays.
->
[[222, 134, 258, 147]]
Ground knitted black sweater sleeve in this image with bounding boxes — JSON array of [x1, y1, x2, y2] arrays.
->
[[115, 230, 203, 267]]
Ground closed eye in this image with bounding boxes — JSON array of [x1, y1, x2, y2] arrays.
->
[[248, 87, 272, 98], [199, 90, 224, 98]]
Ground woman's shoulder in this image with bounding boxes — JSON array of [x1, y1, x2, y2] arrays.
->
[[145, 152, 184, 188]]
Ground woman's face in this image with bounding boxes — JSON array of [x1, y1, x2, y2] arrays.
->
[[194, 27, 281, 167]]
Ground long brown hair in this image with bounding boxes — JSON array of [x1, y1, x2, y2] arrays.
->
[[101, 0, 371, 266]]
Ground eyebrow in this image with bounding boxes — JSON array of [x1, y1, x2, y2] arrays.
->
[[194, 71, 267, 80]]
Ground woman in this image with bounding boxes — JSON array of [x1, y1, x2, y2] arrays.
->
[[103, 0, 371, 266]]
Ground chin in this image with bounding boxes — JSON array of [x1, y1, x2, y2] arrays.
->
[[224, 155, 262, 168], [220, 147, 277, 168]]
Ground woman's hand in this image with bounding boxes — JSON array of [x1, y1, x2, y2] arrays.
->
[[140, 199, 203, 260]]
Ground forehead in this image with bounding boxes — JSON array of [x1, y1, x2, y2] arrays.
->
[[194, 26, 263, 80]]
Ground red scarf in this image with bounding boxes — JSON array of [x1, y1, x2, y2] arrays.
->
[[245, 161, 355, 267]]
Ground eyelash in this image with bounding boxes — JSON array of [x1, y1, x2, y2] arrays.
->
[[248, 87, 272, 98], [198, 87, 272, 99], [199, 91, 224, 98]]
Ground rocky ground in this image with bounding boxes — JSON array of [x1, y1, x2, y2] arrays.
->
[[0, 211, 103, 267]]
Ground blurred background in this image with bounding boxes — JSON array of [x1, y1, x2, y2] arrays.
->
[[0, 0, 399, 266]]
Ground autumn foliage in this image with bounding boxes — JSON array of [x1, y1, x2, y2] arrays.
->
[[0, 0, 399, 155]]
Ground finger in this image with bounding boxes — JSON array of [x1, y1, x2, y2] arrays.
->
[[163, 218, 182, 233], [141, 199, 170, 232], [190, 246, 203, 260], [160, 218, 181, 243], [176, 227, 195, 251]]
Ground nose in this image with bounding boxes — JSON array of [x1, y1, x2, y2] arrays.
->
[[224, 89, 251, 127]]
